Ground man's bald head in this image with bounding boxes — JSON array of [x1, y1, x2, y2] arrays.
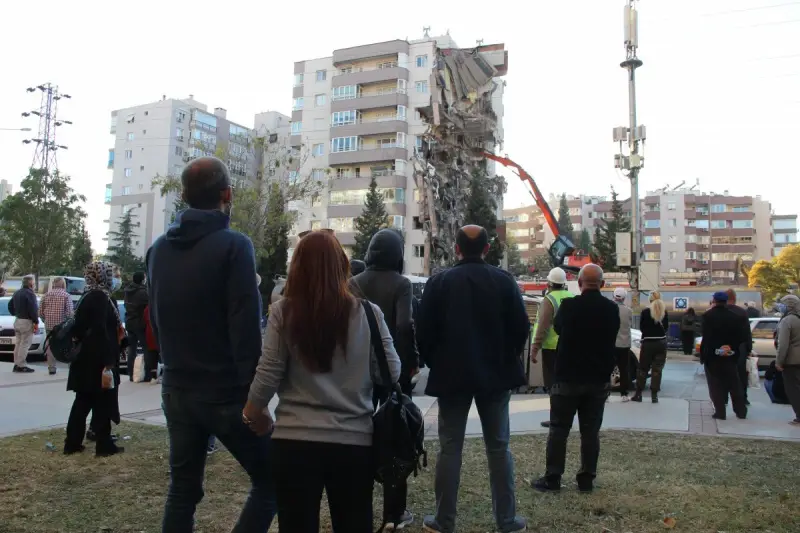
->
[[181, 156, 231, 210], [456, 225, 489, 259], [578, 263, 604, 291], [726, 288, 737, 305]]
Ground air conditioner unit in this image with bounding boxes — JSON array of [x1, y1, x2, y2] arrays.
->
[[176, 135, 184, 142]]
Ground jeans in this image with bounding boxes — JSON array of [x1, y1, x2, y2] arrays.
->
[[705, 358, 747, 419], [13, 318, 34, 368], [273, 439, 374, 533], [433, 390, 517, 533], [161, 388, 276, 533], [545, 383, 609, 482]]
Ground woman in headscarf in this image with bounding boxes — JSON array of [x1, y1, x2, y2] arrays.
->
[[64, 261, 125, 457], [632, 291, 670, 403]]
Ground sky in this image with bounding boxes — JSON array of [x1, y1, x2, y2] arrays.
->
[[1, 0, 798, 253]]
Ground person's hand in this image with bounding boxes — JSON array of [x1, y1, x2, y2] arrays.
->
[[243, 402, 274, 436], [776, 364, 784, 372], [101, 371, 113, 390], [530, 349, 538, 364], [33, 323, 39, 334], [410, 367, 420, 378]]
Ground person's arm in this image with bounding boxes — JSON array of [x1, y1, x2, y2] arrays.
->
[[661, 313, 669, 334], [39, 295, 46, 320], [416, 277, 438, 369], [553, 299, 567, 336], [369, 303, 402, 384], [776, 318, 791, 368], [509, 280, 531, 356], [8, 295, 15, 317], [64, 293, 74, 318], [531, 297, 554, 357], [394, 278, 419, 372], [246, 303, 289, 411], [227, 237, 263, 384]]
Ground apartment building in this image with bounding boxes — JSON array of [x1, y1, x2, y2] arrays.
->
[[288, 36, 507, 275], [772, 214, 799, 256], [105, 95, 289, 258], [0, 179, 12, 203], [503, 205, 548, 263]]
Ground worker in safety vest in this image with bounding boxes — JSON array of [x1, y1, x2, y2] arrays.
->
[[531, 267, 573, 427]]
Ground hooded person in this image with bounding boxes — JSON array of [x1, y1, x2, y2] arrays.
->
[[612, 287, 634, 399], [348, 228, 419, 529], [349, 259, 366, 277], [123, 272, 150, 381], [776, 294, 800, 424]]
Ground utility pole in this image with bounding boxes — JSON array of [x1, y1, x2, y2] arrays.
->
[[614, 0, 646, 308], [21, 83, 72, 173]]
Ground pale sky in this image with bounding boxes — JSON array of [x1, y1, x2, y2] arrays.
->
[[1, 0, 798, 253]]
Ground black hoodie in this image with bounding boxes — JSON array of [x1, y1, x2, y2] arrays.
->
[[123, 282, 148, 330], [146, 209, 262, 396], [349, 229, 418, 377]]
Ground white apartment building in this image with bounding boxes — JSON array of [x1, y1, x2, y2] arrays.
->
[[288, 36, 507, 275], [772, 214, 799, 256], [105, 95, 289, 258], [0, 179, 12, 203]]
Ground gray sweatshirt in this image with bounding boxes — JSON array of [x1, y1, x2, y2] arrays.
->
[[777, 295, 800, 367], [247, 299, 401, 447], [615, 301, 633, 348]]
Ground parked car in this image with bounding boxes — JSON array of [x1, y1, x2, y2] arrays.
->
[[0, 296, 47, 359], [693, 317, 779, 370], [611, 328, 642, 389]]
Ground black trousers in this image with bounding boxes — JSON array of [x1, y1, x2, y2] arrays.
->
[[705, 358, 747, 419], [546, 383, 609, 482], [737, 354, 749, 403], [637, 340, 667, 394], [681, 331, 695, 355], [273, 439, 373, 533], [372, 377, 412, 521], [66, 391, 115, 453], [542, 349, 557, 391], [614, 348, 631, 395]]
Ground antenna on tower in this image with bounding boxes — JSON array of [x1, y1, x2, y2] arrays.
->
[[21, 83, 72, 172], [423, 26, 431, 38], [476, 39, 484, 47]]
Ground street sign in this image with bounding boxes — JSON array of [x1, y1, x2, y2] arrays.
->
[[673, 297, 689, 311]]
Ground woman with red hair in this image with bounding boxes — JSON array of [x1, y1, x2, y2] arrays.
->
[[243, 230, 400, 532]]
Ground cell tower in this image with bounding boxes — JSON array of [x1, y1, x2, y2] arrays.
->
[[21, 83, 72, 172]]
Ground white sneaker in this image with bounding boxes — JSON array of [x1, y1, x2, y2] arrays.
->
[[621, 395, 631, 402]]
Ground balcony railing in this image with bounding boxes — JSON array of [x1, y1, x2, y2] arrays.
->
[[337, 63, 404, 74], [332, 114, 406, 127]]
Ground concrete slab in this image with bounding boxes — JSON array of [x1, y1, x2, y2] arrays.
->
[[716, 392, 800, 441]]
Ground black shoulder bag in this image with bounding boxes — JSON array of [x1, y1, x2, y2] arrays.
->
[[361, 300, 427, 533]]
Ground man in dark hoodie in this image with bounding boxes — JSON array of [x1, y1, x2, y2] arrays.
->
[[146, 157, 274, 533], [123, 272, 149, 381], [349, 228, 418, 530]]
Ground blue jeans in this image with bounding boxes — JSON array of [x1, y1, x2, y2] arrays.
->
[[433, 390, 517, 533], [161, 388, 276, 533]]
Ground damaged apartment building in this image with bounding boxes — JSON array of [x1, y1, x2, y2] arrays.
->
[[414, 41, 509, 274]]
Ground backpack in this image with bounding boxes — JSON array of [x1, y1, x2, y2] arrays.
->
[[44, 290, 106, 364], [361, 300, 427, 532]]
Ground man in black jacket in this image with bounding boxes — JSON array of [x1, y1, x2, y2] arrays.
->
[[726, 288, 753, 406], [701, 291, 748, 420], [419, 225, 528, 533], [349, 228, 418, 529], [147, 157, 275, 533], [123, 272, 149, 381], [533, 263, 619, 494]]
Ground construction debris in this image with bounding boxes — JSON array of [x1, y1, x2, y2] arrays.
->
[[413, 44, 509, 275]]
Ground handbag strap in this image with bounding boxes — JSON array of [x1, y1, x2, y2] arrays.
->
[[360, 299, 395, 390]]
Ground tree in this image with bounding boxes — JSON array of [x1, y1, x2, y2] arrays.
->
[[0, 168, 87, 277], [748, 259, 793, 305], [530, 253, 553, 277], [505, 236, 526, 276], [577, 228, 592, 253], [106, 209, 144, 275], [775, 244, 800, 288], [257, 182, 291, 299], [592, 187, 631, 272], [464, 169, 504, 266], [68, 223, 94, 276], [353, 177, 389, 259], [557, 193, 574, 238]]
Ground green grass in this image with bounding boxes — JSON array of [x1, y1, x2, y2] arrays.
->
[[1, 423, 799, 532]]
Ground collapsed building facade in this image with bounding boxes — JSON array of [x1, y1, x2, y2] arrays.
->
[[413, 43, 509, 275]]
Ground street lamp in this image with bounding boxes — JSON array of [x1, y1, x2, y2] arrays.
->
[[0, 127, 32, 131]]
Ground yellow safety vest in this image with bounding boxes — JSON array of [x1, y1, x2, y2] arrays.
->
[[532, 289, 574, 350]]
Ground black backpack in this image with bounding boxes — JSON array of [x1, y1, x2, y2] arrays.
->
[[44, 290, 101, 364], [361, 300, 427, 531]]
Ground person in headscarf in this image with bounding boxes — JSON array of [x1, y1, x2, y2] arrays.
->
[[64, 261, 125, 457]]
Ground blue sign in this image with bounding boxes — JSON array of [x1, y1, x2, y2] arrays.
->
[[673, 297, 689, 310]]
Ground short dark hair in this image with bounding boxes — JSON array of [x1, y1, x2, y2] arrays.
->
[[181, 157, 231, 209], [133, 272, 145, 284], [456, 225, 489, 258]]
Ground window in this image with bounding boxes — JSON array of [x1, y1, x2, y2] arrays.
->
[[645, 220, 660, 229], [377, 61, 397, 69], [176, 127, 184, 139], [139, 165, 144, 172], [644, 236, 661, 244], [142, 129, 146, 135], [711, 220, 727, 229], [310, 220, 322, 231], [328, 217, 355, 233], [396, 132, 406, 147], [695, 219, 709, 229], [644, 252, 660, 261], [315, 94, 326, 107], [331, 136, 359, 153], [416, 55, 428, 68], [339, 67, 353, 74], [316, 70, 327, 82], [312, 143, 324, 156], [388, 215, 404, 229], [415, 81, 429, 93], [413, 245, 424, 258], [127, 132, 134, 141], [732, 206, 750, 213], [685, 251, 697, 260], [733, 220, 753, 229], [395, 159, 406, 175], [121, 186, 131, 196], [752, 320, 778, 339], [397, 79, 408, 94], [517, 243, 530, 251], [292, 97, 304, 110], [124, 149, 132, 159], [668, 235, 677, 243], [397, 105, 407, 120], [124, 168, 132, 177], [126, 113, 135, 124], [332, 85, 359, 101], [176, 110, 186, 123], [669, 251, 678, 260], [711, 204, 727, 213], [773, 219, 796, 230], [669, 218, 677, 227], [667, 202, 676, 210], [311, 169, 326, 181], [332, 110, 357, 126], [175, 146, 183, 156], [291, 121, 302, 134], [509, 228, 530, 238], [294, 73, 304, 87], [311, 194, 321, 207], [415, 136, 424, 152]]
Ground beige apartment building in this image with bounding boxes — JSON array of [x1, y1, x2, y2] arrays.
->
[[503, 205, 548, 263], [287, 36, 508, 275]]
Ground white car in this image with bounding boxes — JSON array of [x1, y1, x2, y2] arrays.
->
[[0, 297, 47, 358], [694, 317, 780, 370]]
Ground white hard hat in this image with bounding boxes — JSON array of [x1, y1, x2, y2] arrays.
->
[[613, 287, 627, 300], [547, 267, 567, 285]]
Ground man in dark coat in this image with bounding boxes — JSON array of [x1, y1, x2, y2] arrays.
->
[[419, 225, 528, 533], [726, 288, 753, 406], [701, 291, 748, 420], [349, 228, 418, 530], [123, 272, 149, 381]]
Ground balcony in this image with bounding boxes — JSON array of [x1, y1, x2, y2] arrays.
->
[[328, 203, 406, 218], [331, 114, 408, 137], [107, 149, 115, 169], [332, 66, 410, 89], [331, 91, 409, 113], [329, 145, 408, 166], [104, 184, 112, 205], [333, 40, 410, 66]]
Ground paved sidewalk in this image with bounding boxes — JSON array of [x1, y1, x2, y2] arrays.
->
[[2, 359, 799, 441]]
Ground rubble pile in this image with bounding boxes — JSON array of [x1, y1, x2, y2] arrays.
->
[[413, 45, 508, 274]]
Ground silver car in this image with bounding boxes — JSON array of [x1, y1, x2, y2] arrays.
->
[[693, 317, 779, 370]]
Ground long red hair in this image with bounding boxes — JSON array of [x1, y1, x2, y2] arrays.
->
[[283, 231, 354, 373]]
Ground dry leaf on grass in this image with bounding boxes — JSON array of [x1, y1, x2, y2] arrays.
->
[[663, 516, 677, 528]]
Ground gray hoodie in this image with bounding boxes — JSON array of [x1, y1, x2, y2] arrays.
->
[[777, 295, 800, 367], [615, 300, 633, 348]]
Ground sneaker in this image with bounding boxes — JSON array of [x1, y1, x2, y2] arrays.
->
[[386, 510, 414, 530], [48, 367, 57, 376], [12, 365, 34, 373], [422, 516, 444, 533], [621, 394, 630, 402], [789, 419, 800, 426], [498, 517, 527, 533], [651, 395, 659, 404], [540, 421, 551, 428], [531, 476, 561, 493]]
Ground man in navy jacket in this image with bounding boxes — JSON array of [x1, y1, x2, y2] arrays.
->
[[146, 157, 274, 533]]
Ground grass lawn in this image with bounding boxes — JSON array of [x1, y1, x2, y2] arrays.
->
[[1, 423, 799, 533]]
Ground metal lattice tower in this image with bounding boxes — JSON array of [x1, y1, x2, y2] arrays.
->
[[21, 83, 72, 172]]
